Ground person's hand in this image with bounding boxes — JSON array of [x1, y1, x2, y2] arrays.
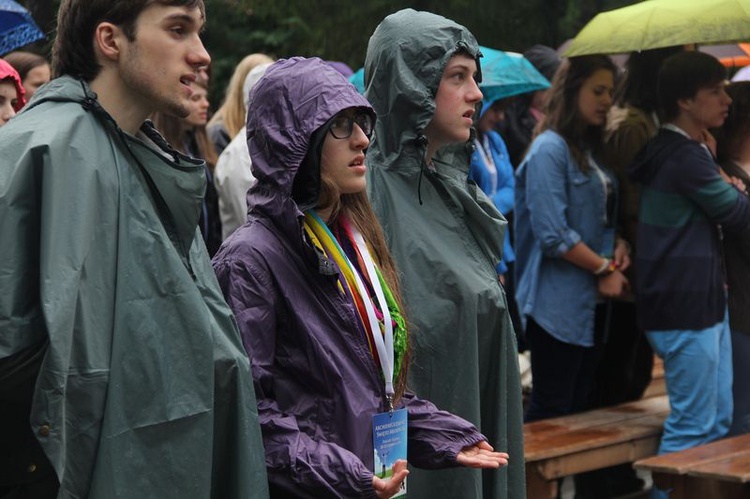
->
[[719, 168, 747, 193], [597, 269, 629, 298], [614, 239, 631, 272], [456, 441, 509, 469], [498, 273, 506, 286], [373, 460, 409, 499]]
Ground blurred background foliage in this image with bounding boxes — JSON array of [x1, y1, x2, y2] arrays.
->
[[19, 0, 635, 111]]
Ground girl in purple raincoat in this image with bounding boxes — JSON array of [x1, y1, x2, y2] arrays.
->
[[212, 57, 508, 498]]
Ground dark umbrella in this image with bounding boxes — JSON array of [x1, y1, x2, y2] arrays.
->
[[0, 0, 45, 57]]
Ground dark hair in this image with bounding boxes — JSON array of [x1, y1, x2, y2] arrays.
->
[[52, 0, 204, 81], [713, 82, 750, 164], [3, 51, 49, 81], [658, 51, 727, 122], [538, 54, 617, 172], [614, 46, 684, 113]]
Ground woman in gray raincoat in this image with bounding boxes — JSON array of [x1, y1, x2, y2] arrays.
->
[[363, 9, 526, 499], [212, 57, 508, 499]]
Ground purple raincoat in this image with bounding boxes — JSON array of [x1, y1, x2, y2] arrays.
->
[[212, 57, 485, 498]]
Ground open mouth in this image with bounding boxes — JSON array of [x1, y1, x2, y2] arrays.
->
[[349, 156, 365, 167]]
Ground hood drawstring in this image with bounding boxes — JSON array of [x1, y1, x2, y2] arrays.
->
[[416, 134, 429, 205]]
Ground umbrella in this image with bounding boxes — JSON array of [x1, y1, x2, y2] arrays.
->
[[479, 46, 550, 104], [0, 0, 45, 57], [349, 67, 365, 94], [564, 0, 750, 57]]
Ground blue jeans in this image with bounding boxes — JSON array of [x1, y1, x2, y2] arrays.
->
[[646, 317, 733, 498]]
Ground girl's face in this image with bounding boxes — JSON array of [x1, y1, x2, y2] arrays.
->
[[320, 109, 372, 195], [23, 63, 50, 99], [0, 80, 19, 127], [184, 85, 210, 128], [424, 54, 483, 148], [577, 68, 614, 127]]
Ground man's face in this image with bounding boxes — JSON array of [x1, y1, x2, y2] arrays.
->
[[683, 81, 732, 130], [118, 4, 210, 119]]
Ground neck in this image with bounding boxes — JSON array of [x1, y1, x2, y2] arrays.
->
[[316, 206, 333, 224], [669, 115, 703, 142], [89, 68, 149, 136]]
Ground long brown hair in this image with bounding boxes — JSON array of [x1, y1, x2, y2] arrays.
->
[[536, 55, 617, 172], [207, 53, 274, 138], [317, 173, 412, 403]]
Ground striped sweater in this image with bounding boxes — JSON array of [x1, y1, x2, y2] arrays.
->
[[627, 128, 750, 331]]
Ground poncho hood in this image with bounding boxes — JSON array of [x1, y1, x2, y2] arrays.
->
[[364, 8, 481, 173], [0, 58, 26, 111], [245, 57, 373, 238]]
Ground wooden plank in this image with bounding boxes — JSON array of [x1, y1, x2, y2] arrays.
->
[[524, 396, 669, 437], [687, 451, 750, 483], [634, 434, 750, 475], [526, 413, 667, 462], [534, 435, 660, 480]]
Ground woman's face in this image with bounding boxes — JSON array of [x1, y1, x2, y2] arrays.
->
[[320, 109, 372, 195], [23, 63, 50, 99], [0, 80, 18, 127], [184, 85, 210, 128], [424, 54, 483, 148], [577, 68, 614, 127]]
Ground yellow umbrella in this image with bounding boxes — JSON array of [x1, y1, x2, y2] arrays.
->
[[565, 0, 750, 56]]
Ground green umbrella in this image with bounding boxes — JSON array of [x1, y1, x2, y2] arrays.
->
[[565, 0, 750, 57]]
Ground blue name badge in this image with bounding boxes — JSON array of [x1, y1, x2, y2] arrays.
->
[[372, 408, 408, 497]]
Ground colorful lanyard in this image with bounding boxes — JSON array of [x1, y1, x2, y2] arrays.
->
[[305, 211, 396, 405]]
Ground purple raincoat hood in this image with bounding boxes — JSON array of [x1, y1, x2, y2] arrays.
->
[[245, 57, 372, 234]]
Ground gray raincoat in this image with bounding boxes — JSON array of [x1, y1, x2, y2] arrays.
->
[[212, 57, 486, 498], [0, 76, 268, 498], [364, 9, 526, 499]]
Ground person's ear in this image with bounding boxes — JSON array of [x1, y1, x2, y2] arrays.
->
[[677, 96, 693, 113], [93, 22, 124, 63]]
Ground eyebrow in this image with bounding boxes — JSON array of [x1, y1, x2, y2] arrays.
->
[[163, 13, 203, 29]]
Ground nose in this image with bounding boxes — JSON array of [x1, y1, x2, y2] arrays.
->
[[351, 123, 370, 149], [0, 103, 15, 125], [189, 35, 211, 70], [467, 78, 483, 104]]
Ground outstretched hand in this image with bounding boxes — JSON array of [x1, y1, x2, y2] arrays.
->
[[456, 441, 509, 469], [372, 459, 409, 499]]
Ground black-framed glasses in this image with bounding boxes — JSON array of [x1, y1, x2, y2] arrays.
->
[[328, 112, 374, 140]]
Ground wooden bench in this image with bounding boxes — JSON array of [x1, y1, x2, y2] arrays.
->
[[634, 433, 750, 499], [524, 395, 669, 498]]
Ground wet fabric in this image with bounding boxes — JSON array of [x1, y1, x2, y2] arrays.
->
[[0, 76, 268, 498], [363, 9, 526, 499]]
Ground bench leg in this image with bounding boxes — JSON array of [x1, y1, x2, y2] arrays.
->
[[526, 464, 558, 499]]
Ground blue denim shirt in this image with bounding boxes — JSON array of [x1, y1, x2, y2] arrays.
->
[[514, 130, 616, 346]]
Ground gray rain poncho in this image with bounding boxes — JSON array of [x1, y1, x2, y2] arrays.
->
[[0, 76, 268, 498], [364, 9, 526, 499]]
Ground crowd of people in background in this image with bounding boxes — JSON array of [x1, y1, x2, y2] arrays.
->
[[2, 1, 750, 498]]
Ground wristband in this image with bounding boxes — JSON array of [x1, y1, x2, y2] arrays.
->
[[594, 258, 617, 276]]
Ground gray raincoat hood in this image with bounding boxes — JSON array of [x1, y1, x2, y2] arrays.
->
[[364, 8, 481, 173]]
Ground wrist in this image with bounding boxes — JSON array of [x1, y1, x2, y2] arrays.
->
[[594, 258, 617, 276]]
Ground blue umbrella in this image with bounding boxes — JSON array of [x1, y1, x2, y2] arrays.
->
[[0, 0, 45, 57], [479, 46, 550, 106], [349, 67, 365, 95]]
